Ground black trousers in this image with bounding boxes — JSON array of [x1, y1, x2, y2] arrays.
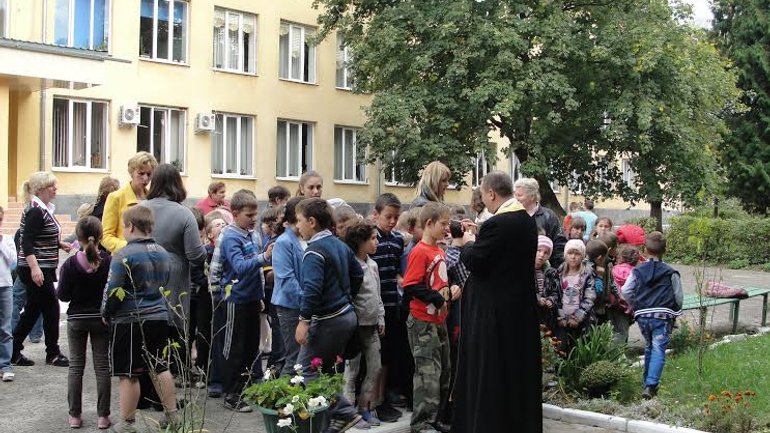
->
[[12, 274, 60, 358], [223, 301, 261, 397]]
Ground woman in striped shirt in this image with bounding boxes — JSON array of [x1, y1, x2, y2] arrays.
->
[[11, 172, 72, 367]]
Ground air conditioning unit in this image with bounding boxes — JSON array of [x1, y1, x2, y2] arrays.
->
[[195, 113, 216, 133], [119, 105, 140, 126]]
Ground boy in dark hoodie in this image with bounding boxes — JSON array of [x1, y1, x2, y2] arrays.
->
[[621, 231, 682, 400]]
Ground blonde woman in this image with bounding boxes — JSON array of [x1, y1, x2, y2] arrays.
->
[[295, 170, 323, 198], [101, 152, 158, 253], [12, 172, 71, 367], [412, 161, 451, 207]]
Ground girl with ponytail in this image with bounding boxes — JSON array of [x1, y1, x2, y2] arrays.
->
[[56, 216, 113, 429]]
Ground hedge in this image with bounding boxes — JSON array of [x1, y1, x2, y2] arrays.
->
[[665, 216, 770, 266]]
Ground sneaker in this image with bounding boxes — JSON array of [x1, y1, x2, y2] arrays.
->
[[11, 353, 34, 366], [374, 403, 401, 423], [46, 353, 70, 367], [387, 392, 408, 408], [418, 429, 440, 433], [111, 419, 137, 433], [2, 372, 14, 382], [223, 397, 253, 413], [353, 418, 371, 430], [208, 389, 222, 398], [431, 421, 451, 433], [642, 385, 658, 400], [97, 416, 112, 429], [68, 416, 82, 428], [360, 409, 381, 427], [327, 413, 363, 433]]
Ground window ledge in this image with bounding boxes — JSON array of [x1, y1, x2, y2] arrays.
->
[[333, 179, 369, 186], [139, 57, 190, 67], [52, 167, 110, 174], [335, 86, 353, 92], [275, 176, 300, 182], [278, 78, 318, 87], [211, 174, 258, 180], [384, 182, 414, 188], [213, 68, 258, 77]]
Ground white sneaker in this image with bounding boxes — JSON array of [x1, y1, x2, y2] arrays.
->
[[2, 371, 14, 382]]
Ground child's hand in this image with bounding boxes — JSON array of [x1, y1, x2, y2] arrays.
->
[[264, 243, 274, 259], [450, 285, 462, 301], [567, 319, 579, 328], [461, 219, 478, 235], [438, 303, 448, 316], [295, 321, 310, 346], [545, 299, 553, 308], [260, 300, 265, 312]]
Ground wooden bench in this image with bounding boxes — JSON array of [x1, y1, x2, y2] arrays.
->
[[680, 287, 770, 333]]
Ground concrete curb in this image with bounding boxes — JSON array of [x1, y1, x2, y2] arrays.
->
[[543, 403, 707, 433]]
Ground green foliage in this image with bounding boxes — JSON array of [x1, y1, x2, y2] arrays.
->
[[666, 216, 770, 265], [558, 323, 627, 393], [669, 320, 713, 355], [579, 360, 625, 397], [109, 287, 125, 302], [313, 0, 739, 210], [700, 391, 757, 433], [608, 369, 643, 404], [624, 217, 659, 234], [727, 258, 750, 269], [761, 263, 770, 272], [712, 0, 770, 215]]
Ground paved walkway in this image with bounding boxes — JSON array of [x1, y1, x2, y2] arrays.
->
[[2, 263, 765, 432]]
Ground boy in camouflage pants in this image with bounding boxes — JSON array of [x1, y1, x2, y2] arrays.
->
[[402, 203, 460, 433]]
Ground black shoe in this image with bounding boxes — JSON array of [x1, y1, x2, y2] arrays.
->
[[223, 396, 253, 413], [388, 393, 408, 408], [327, 413, 362, 433], [137, 399, 152, 410], [431, 421, 451, 433], [11, 353, 35, 366], [642, 385, 658, 400], [46, 353, 70, 367], [208, 390, 222, 398], [374, 403, 402, 423]]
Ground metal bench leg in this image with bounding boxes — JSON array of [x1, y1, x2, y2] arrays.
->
[[732, 302, 740, 334], [763, 294, 768, 327]]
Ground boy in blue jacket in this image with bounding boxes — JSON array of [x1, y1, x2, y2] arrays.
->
[[621, 231, 682, 400], [218, 190, 273, 412]]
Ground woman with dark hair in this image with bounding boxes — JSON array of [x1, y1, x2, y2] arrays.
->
[[144, 164, 207, 343]]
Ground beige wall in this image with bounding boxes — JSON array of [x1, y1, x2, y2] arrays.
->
[[0, 81, 8, 206]]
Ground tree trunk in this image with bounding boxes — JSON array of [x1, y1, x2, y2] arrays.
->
[[649, 200, 663, 232], [535, 174, 566, 218]]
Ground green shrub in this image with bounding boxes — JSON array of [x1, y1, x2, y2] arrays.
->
[[609, 369, 642, 404], [558, 323, 627, 393], [727, 258, 750, 269], [625, 216, 659, 233], [761, 263, 770, 272], [579, 360, 624, 397], [666, 216, 770, 265]]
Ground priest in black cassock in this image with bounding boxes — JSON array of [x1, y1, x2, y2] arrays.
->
[[453, 171, 542, 433]]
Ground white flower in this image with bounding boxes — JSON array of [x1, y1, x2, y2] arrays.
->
[[308, 396, 328, 408], [290, 375, 304, 385], [283, 403, 295, 415], [291, 395, 300, 403], [293, 363, 303, 372], [263, 370, 273, 381], [277, 418, 293, 428]]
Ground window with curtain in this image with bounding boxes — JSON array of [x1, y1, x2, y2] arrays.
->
[[213, 8, 256, 73], [211, 113, 254, 176], [139, 0, 187, 62], [276, 120, 313, 178], [53, 0, 109, 51], [279, 22, 316, 83], [52, 98, 108, 170], [336, 35, 352, 89], [509, 153, 522, 182], [334, 127, 366, 182], [136, 105, 186, 172], [472, 150, 494, 187], [384, 150, 409, 185]]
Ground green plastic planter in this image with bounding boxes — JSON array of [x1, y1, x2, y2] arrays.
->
[[254, 405, 328, 433]]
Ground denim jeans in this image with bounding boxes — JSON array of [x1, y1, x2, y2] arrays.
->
[[11, 278, 43, 342], [637, 317, 673, 388], [0, 286, 12, 373]]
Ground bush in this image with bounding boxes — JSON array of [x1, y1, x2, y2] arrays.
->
[[761, 262, 770, 273], [558, 323, 627, 393], [668, 320, 712, 355], [579, 360, 624, 397], [666, 216, 770, 265], [624, 216, 659, 234], [699, 391, 757, 433], [727, 258, 750, 269]]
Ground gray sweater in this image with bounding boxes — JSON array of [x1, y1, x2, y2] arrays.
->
[[353, 256, 385, 327], [143, 197, 207, 328]]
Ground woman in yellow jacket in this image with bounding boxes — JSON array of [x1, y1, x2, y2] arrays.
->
[[100, 152, 158, 253]]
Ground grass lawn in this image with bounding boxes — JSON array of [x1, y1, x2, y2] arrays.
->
[[659, 333, 770, 426]]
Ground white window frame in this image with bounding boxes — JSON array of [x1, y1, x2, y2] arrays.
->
[[622, 158, 636, 188], [509, 152, 522, 182], [279, 21, 316, 83], [276, 120, 314, 179], [137, 105, 187, 173], [139, 0, 188, 63], [52, 97, 110, 172], [211, 113, 255, 178], [336, 35, 352, 90], [54, 0, 110, 50], [334, 126, 366, 183], [384, 151, 412, 187], [0, 0, 9, 38], [213, 8, 257, 74], [472, 150, 493, 188]]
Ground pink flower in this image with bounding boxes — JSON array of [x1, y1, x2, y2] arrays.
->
[[336, 355, 344, 365], [311, 357, 323, 369]]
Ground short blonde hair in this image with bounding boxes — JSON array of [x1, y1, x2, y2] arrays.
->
[[513, 177, 540, 202], [23, 172, 57, 202], [415, 161, 451, 202], [127, 151, 158, 175]]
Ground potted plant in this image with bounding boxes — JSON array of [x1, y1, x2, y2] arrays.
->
[[243, 358, 344, 433]]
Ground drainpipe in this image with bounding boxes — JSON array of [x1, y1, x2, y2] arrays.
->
[[39, 0, 48, 170]]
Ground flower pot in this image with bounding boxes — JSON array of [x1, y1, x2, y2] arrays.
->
[[255, 405, 328, 433]]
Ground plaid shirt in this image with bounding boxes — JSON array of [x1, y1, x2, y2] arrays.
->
[[445, 245, 470, 289], [208, 230, 225, 301]]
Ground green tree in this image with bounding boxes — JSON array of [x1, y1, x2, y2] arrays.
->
[[712, 0, 770, 215], [314, 0, 738, 221]]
